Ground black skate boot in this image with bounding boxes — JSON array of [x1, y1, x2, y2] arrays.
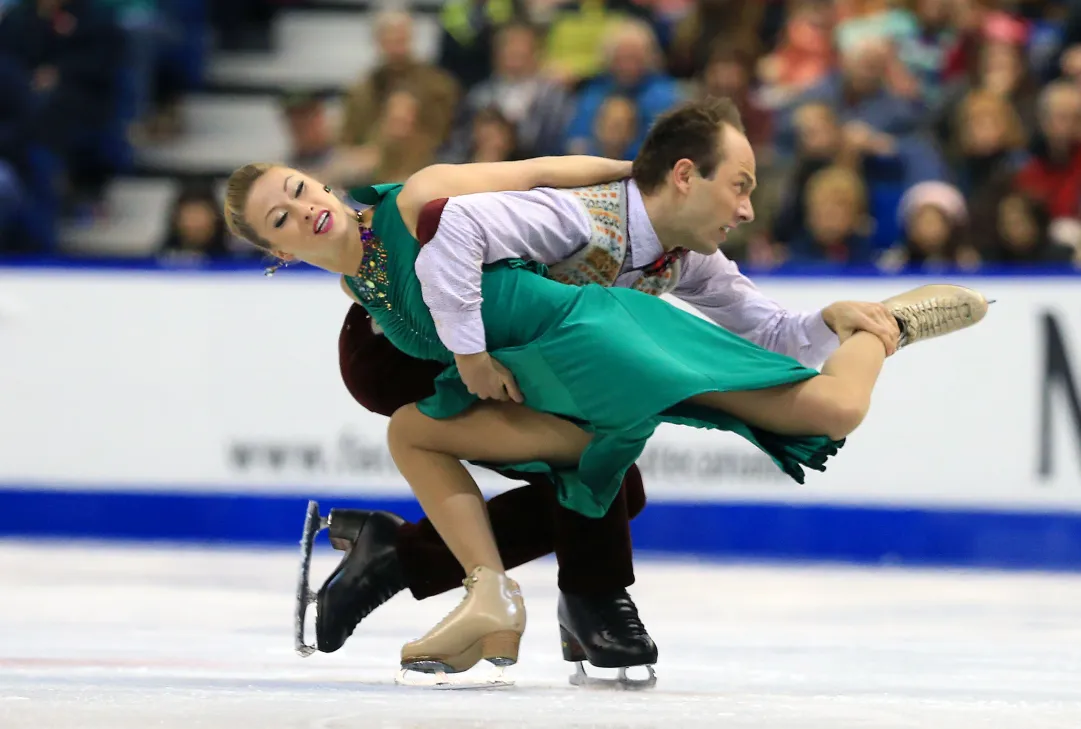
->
[[313, 508, 407, 653], [557, 589, 658, 689]]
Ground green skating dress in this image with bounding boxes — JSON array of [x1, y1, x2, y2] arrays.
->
[[345, 183, 843, 518]]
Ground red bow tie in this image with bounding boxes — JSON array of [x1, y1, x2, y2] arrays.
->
[[641, 248, 686, 276]]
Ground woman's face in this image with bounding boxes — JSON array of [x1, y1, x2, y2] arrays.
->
[[473, 118, 515, 160], [175, 200, 218, 247], [997, 196, 1038, 250], [595, 98, 637, 153], [243, 167, 354, 261], [808, 193, 857, 243], [908, 205, 950, 254], [964, 102, 1008, 155]]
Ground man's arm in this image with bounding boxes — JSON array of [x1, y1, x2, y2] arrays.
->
[[396, 156, 631, 236], [412, 188, 591, 356], [672, 253, 840, 368]]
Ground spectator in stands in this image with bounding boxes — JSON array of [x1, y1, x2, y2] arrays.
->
[[904, 0, 968, 109], [339, 10, 460, 153], [158, 179, 232, 262], [772, 102, 843, 247], [564, 18, 682, 156], [877, 180, 978, 272], [756, 0, 835, 110], [776, 38, 922, 159], [364, 86, 440, 185], [437, 0, 523, 91], [833, 0, 922, 100], [668, 0, 769, 79], [1013, 80, 1081, 220], [646, 0, 695, 51], [0, 0, 124, 212], [979, 17, 1041, 134], [279, 90, 335, 174], [98, 0, 164, 129], [779, 36, 947, 240], [700, 43, 772, 152], [587, 94, 637, 159], [465, 106, 522, 163], [1051, 0, 1081, 83], [973, 186, 1078, 266], [783, 165, 875, 265], [445, 21, 572, 160], [936, 10, 1041, 145], [951, 88, 1029, 200], [539, 0, 655, 87]]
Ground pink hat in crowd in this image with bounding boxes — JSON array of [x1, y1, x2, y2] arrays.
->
[[898, 181, 968, 228], [982, 11, 1029, 46]]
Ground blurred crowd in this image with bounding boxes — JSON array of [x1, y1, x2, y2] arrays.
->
[[3, 0, 1081, 273], [0, 0, 277, 254]]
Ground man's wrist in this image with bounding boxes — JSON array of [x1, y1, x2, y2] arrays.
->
[[454, 351, 490, 369], [820, 306, 836, 334]]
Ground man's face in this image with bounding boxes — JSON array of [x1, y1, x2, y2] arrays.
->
[[796, 105, 840, 158], [843, 42, 887, 95], [610, 35, 649, 87], [496, 27, 537, 78], [676, 125, 757, 255], [703, 59, 748, 98], [1042, 88, 1081, 149], [378, 20, 412, 65]]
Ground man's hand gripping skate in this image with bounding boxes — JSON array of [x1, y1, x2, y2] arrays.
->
[[823, 301, 901, 356]]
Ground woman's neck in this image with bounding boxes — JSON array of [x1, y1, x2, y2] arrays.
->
[[320, 207, 372, 276]]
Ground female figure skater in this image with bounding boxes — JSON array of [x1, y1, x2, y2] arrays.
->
[[224, 110, 988, 680]]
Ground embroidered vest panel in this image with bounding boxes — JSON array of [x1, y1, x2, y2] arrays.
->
[[546, 182, 684, 297]]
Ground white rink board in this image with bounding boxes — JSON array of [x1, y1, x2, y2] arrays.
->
[[1, 269, 1079, 511]]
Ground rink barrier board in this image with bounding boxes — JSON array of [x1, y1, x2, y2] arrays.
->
[[3, 486, 1081, 571], [3, 263, 1081, 569]]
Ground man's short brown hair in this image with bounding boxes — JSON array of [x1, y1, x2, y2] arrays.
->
[[631, 97, 746, 194]]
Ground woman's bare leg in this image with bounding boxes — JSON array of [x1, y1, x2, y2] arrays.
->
[[690, 331, 888, 440], [388, 333, 888, 572], [387, 401, 592, 575]]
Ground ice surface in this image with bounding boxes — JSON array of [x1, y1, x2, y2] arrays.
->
[[2, 542, 1081, 728]]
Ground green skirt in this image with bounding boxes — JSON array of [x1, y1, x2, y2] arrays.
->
[[416, 261, 843, 518]]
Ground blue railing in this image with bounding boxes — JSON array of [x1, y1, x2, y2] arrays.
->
[[2, 257, 1080, 278]]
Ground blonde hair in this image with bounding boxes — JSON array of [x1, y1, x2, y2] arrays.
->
[[805, 165, 867, 213], [224, 162, 275, 250]]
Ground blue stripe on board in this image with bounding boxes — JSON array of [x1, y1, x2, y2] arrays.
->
[[2, 257, 1080, 278], [3, 487, 1081, 571]]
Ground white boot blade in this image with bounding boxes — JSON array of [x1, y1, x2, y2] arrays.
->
[[395, 666, 514, 690], [568, 661, 657, 690], [294, 500, 327, 657]]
